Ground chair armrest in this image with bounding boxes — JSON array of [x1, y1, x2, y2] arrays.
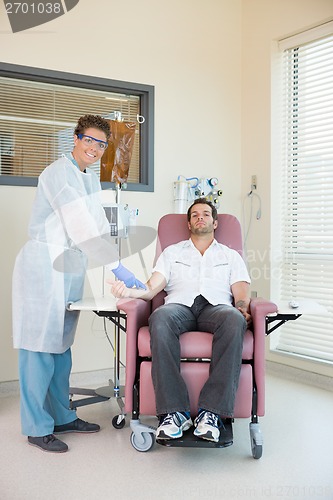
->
[[116, 297, 151, 328], [116, 298, 152, 414], [250, 297, 278, 334], [249, 297, 278, 416]]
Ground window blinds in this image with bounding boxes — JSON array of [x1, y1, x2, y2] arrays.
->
[[0, 77, 140, 183], [275, 26, 333, 363]]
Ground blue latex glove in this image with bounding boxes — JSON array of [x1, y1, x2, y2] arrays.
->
[[112, 262, 146, 290]]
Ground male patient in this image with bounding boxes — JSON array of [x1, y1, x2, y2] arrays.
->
[[111, 198, 251, 442]]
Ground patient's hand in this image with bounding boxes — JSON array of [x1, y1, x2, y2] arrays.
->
[[235, 300, 252, 328], [110, 280, 130, 298], [237, 307, 252, 328]]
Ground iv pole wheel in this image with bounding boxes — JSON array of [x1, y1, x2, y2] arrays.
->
[[112, 414, 126, 429]]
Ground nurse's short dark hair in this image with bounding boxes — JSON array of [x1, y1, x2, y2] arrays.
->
[[74, 115, 111, 140], [187, 198, 218, 222]]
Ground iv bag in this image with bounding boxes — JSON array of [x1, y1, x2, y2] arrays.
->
[[100, 120, 136, 184]]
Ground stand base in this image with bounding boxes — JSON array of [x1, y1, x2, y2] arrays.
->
[[95, 384, 125, 399], [156, 420, 233, 449], [69, 382, 124, 409], [69, 387, 109, 409]]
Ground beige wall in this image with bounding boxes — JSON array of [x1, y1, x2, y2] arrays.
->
[[0, 0, 242, 381], [0, 0, 332, 382]]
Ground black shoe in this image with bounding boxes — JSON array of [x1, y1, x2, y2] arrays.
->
[[28, 434, 68, 453], [54, 418, 100, 434]]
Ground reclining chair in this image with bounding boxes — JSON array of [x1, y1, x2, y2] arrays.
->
[[114, 213, 277, 458]]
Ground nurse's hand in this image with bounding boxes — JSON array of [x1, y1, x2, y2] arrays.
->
[[110, 280, 130, 298], [112, 262, 146, 289]]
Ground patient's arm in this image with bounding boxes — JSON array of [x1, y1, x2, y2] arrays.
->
[[231, 281, 252, 327], [109, 271, 166, 301]]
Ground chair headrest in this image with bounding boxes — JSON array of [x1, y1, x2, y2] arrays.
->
[[154, 213, 243, 264]]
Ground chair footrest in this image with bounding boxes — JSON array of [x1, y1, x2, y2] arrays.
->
[[156, 420, 233, 449]]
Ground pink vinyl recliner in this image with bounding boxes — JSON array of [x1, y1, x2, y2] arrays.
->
[[114, 213, 277, 458]]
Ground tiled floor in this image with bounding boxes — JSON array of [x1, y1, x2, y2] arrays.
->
[[0, 372, 332, 500]]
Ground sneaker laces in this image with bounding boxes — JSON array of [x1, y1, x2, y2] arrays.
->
[[158, 412, 185, 427], [159, 414, 173, 426], [196, 411, 224, 429]]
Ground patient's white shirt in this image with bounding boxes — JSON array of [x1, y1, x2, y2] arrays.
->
[[153, 238, 251, 307]]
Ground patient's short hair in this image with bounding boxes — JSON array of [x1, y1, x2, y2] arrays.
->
[[187, 198, 218, 222]]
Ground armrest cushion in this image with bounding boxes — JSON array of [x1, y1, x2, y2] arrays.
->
[[117, 297, 151, 327], [249, 297, 278, 416], [116, 298, 152, 413], [250, 297, 278, 333]]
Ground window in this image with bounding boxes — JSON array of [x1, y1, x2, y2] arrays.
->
[[0, 63, 154, 191], [271, 22, 333, 364]]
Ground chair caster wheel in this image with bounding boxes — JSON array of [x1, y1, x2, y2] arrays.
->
[[250, 422, 263, 459], [130, 431, 155, 452]]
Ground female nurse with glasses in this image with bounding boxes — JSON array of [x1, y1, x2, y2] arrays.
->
[[12, 114, 145, 453]]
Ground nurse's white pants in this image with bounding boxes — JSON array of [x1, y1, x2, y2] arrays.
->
[[19, 348, 77, 436]]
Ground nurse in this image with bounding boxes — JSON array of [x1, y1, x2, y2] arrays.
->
[[12, 114, 144, 453]]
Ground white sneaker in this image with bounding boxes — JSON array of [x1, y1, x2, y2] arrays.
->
[[193, 410, 222, 443], [156, 412, 193, 440]]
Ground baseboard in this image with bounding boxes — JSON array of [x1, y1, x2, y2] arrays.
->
[[0, 367, 126, 398], [0, 379, 20, 397], [266, 360, 333, 392], [1, 363, 331, 398]]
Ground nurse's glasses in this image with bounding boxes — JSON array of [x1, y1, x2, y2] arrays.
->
[[77, 134, 108, 151]]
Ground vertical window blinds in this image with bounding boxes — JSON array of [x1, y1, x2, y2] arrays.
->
[[274, 25, 333, 363], [0, 77, 140, 183]]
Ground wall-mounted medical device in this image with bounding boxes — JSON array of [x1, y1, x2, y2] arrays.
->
[[173, 176, 223, 213], [102, 203, 129, 238]]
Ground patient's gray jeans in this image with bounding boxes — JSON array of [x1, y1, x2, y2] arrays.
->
[[149, 295, 246, 417]]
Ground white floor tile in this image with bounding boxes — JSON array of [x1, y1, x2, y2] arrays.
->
[[0, 373, 332, 500]]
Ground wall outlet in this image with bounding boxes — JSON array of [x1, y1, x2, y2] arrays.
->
[[251, 175, 257, 190]]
